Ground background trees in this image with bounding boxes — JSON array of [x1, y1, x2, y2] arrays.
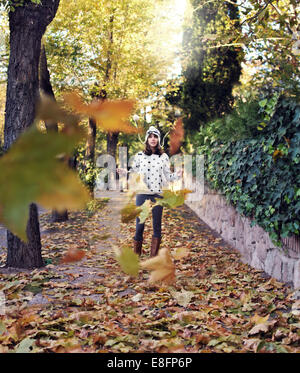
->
[[44, 0, 181, 158], [166, 0, 244, 140]]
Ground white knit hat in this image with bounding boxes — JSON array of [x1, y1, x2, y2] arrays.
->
[[144, 126, 161, 145]]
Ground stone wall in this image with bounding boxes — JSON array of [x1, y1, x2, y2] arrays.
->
[[185, 183, 300, 289]]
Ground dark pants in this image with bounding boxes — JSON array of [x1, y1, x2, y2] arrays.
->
[[134, 194, 163, 241]]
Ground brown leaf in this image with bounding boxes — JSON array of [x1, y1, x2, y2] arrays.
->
[[140, 248, 175, 284], [169, 117, 184, 155]]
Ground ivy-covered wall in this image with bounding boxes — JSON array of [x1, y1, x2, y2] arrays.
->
[[197, 97, 300, 249]]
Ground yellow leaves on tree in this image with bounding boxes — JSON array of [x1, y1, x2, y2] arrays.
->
[[63, 92, 140, 134], [0, 90, 139, 241], [140, 248, 175, 285]]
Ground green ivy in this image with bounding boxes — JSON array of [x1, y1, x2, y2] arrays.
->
[[195, 96, 300, 249]]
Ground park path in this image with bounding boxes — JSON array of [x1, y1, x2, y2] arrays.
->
[[0, 190, 299, 352]]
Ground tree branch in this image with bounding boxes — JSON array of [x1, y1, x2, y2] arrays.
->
[[269, 3, 293, 35], [240, 0, 274, 27]]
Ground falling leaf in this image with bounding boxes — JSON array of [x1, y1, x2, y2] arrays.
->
[[170, 118, 184, 155], [60, 248, 86, 264], [127, 172, 149, 195], [64, 92, 138, 133], [138, 200, 151, 224], [121, 203, 142, 223], [114, 245, 139, 277], [0, 125, 91, 241], [140, 248, 175, 285], [36, 94, 82, 130], [157, 189, 193, 209]]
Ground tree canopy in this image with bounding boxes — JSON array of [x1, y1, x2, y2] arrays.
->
[[44, 0, 181, 104]]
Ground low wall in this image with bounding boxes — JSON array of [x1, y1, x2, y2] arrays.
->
[[185, 184, 300, 289]]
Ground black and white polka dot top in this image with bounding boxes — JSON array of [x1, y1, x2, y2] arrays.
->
[[129, 151, 180, 195]]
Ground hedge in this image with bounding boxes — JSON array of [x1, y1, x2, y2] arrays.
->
[[196, 97, 300, 248]]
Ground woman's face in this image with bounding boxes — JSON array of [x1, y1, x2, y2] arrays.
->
[[148, 133, 158, 148]]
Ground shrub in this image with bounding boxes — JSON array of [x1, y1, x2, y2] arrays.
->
[[195, 96, 300, 248]]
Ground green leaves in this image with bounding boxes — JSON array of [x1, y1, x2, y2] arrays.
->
[[197, 97, 300, 247], [156, 189, 192, 209], [0, 124, 91, 241], [120, 203, 142, 224], [114, 246, 139, 277]]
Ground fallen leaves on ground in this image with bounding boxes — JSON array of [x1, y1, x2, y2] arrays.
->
[[60, 247, 86, 264], [0, 199, 299, 353]]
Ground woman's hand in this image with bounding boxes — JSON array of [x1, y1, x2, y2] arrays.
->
[[116, 167, 128, 176], [176, 168, 183, 178]]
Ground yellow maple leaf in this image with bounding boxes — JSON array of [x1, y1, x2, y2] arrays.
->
[[140, 248, 175, 285]]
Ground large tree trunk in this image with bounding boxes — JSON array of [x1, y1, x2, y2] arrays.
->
[[86, 117, 97, 161], [39, 43, 68, 222], [103, 14, 120, 160], [6, 204, 43, 268], [106, 132, 119, 158], [3, 0, 60, 269]]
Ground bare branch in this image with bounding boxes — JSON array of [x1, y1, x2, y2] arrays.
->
[[270, 3, 293, 35], [240, 0, 274, 27]]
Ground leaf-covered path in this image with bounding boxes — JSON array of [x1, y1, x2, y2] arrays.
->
[[0, 193, 299, 353]]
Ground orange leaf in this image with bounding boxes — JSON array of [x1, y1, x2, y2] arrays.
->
[[170, 117, 184, 155], [272, 149, 284, 161], [60, 248, 86, 264], [64, 92, 139, 134]]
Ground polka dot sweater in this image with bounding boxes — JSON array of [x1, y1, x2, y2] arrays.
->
[[129, 151, 180, 195]]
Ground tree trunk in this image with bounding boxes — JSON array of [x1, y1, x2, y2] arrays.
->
[[3, 0, 60, 269], [103, 14, 120, 160], [39, 43, 58, 133], [106, 132, 119, 158], [6, 204, 43, 269], [39, 43, 68, 222], [85, 118, 97, 163]]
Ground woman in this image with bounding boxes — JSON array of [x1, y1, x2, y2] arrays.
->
[[117, 126, 182, 257]]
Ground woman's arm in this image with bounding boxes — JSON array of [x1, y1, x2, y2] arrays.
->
[[116, 153, 142, 176], [162, 153, 182, 182]]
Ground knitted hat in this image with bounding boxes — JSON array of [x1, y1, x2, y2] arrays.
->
[[144, 126, 161, 145]]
